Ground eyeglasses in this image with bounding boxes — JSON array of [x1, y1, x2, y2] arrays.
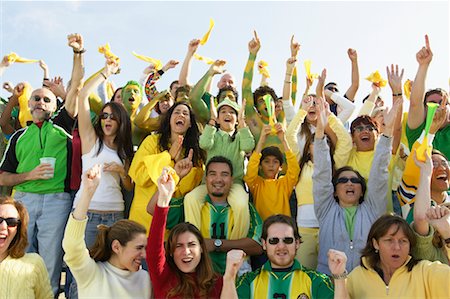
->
[[353, 125, 376, 133], [0, 217, 21, 227], [433, 160, 449, 168], [337, 177, 362, 184], [99, 112, 117, 121], [268, 237, 295, 245], [32, 95, 52, 103]]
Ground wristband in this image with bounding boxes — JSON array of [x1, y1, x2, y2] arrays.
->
[[43, 78, 49, 81], [284, 80, 292, 84], [331, 270, 348, 280], [73, 48, 86, 54], [392, 93, 402, 97]]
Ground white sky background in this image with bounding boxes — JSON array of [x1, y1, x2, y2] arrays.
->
[[0, 0, 448, 112]]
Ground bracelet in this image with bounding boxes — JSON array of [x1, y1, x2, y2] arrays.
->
[[331, 270, 348, 280], [285, 73, 292, 76], [284, 80, 292, 84], [392, 93, 403, 97], [73, 48, 86, 54], [43, 78, 49, 81], [100, 72, 108, 80]]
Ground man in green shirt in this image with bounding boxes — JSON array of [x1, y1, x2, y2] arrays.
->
[[220, 214, 350, 299], [150, 156, 263, 274]]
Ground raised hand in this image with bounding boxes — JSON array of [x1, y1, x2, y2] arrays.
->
[[224, 249, 246, 280], [327, 249, 347, 277], [162, 59, 179, 72], [315, 97, 328, 132], [84, 164, 101, 192], [39, 60, 48, 72], [156, 167, 176, 207], [286, 57, 297, 74], [413, 149, 433, 177], [383, 100, 402, 137], [67, 33, 84, 52], [429, 105, 447, 134], [104, 57, 120, 77], [316, 69, 327, 98], [416, 34, 433, 65], [386, 64, 404, 95], [2, 82, 13, 93], [290, 35, 300, 57], [347, 48, 358, 62], [12, 83, 25, 99], [209, 59, 226, 76], [274, 122, 285, 140], [301, 95, 315, 112], [188, 39, 201, 54], [425, 205, 450, 238], [44, 76, 66, 99], [248, 30, 261, 55], [174, 148, 193, 179]]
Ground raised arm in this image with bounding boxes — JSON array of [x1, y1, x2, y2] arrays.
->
[[243, 31, 260, 118], [0, 55, 13, 76], [39, 60, 50, 82], [144, 60, 179, 102], [282, 57, 297, 122], [221, 250, 245, 299], [0, 84, 21, 135], [178, 39, 200, 86], [65, 33, 85, 118], [190, 59, 226, 124], [357, 84, 380, 116], [78, 58, 119, 154], [43, 76, 67, 101], [408, 35, 432, 130], [386, 64, 405, 154], [412, 151, 433, 236], [343, 48, 359, 102]]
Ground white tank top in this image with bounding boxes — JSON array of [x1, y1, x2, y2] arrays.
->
[[73, 139, 124, 211]]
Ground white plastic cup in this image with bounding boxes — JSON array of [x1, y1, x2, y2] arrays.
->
[[40, 157, 56, 178]]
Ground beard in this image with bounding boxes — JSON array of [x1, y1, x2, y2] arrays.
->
[[31, 108, 52, 121]]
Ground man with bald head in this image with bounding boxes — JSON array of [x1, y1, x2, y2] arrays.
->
[[0, 33, 82, 296]]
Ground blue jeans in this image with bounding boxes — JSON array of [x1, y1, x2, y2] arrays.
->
[[68, 210, 124, 299], [14, 191, 72, 297]]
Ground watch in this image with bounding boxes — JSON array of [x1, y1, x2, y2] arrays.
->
[[214, 239, 222, 252]]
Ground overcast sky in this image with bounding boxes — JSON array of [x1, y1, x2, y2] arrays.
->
[[1, 0, 448, 111]]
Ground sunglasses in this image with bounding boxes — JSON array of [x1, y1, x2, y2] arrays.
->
[[268, 237, 295, 245], [99, 112, 117, 121], [337, 177, 362, 184], [33, 95, 52, 103], [0, 216, 21, 227], [327, 86, 339, 93], [353, 125, 376, 133]]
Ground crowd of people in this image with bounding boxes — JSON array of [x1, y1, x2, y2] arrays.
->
[[0, 31, 449, 299]]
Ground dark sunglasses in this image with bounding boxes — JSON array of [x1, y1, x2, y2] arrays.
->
[[353, 125, 376, 133], [33, 95, 52, 103], [337, 177, 362, 184], [268, 237, 295, 245], [99, 112, 117, 121], [0, 216, 21, 227]]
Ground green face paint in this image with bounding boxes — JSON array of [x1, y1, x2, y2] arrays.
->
[[122, 84, 142, 112]]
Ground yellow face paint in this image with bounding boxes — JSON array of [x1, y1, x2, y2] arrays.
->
[[132, 51, 162, 70], [365, 70, 387, 87], [200, 18, 215, 45]]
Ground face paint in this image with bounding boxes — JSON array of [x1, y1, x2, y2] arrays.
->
[[122, 84, 142, 112]]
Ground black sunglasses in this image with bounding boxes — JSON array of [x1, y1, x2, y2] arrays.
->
[[33, 95, 52, 103], [0, 216, 21, 227], [337, 177, 362, 184], [327, 86, 339, 93], [99, 112, 117, 121], [268, 237, 295, 245]]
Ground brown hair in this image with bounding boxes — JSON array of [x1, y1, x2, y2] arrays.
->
[[360, 214, 420, 272], [166, 222, 217, 298], [89, 219, 146, 262], [262, 214, 301, 241], [0, 196, 29, 258]]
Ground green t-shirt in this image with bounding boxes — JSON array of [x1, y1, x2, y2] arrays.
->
[[166, 195, 262, 274], [236, 260, 334, 299], [344, 206, 358, 240], [406, 121, 450, 160]]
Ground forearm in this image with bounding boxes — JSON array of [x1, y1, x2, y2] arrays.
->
[[242, 53, 256, 112], [0, 171, 30, 186], [73, 188, 95, 220], [178, 52, 194, 86], [65, 52, 84, 117], [345, 60, 359, 101], [334, 279, 350, 299], [282, 70, 293, 101], [220, 276, 238, 299], [392, 101, 403, 154], [212, 238, 263, 256], [413, 173, 431, 235], [408, 65, 428, 129], [190, 71, 213, 123]]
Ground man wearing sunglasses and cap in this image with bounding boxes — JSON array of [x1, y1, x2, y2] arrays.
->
[[223, 214, 348, 299], [0, 34, 82, 296]]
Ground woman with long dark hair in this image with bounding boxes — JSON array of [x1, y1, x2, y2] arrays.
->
[[128, 101, 205, 231], [148, 168, 222, 298]]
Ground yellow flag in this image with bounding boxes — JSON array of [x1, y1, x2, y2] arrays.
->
[[258, 60, 270, 78], [18, 82, 33, 127], [6, 52, 39, 63], [200, 19, 215, 45], [98, 43, 120, 63], [304, 60, 319, 80], [193, 54, 214, 65], [132, 51, 163, 70], [403, 79, 412, 100], [365, 70, 387, 87]]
